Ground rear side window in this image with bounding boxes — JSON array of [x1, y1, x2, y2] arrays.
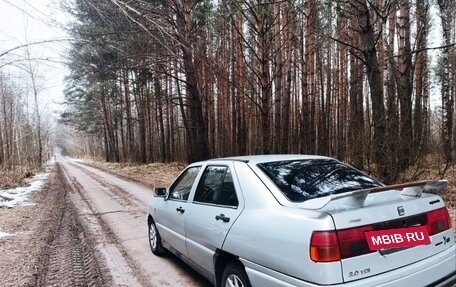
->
[[194, 166, 238, 207], [258, 159, 381, 202]]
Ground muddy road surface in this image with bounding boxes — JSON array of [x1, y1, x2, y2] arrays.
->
[[58, 157, 211, 287]]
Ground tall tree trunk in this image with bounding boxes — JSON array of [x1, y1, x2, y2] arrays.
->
[[273, 1, 283, 153], [438, 0, 454, 161], [396, 0, 413, 170], [414, 0, 429, 157], [155, 79, 166, 162], [118, 77, 126, 162], [354, 0, 387, 179], [301, 0, 317, 154], [100, 81, 118, 162], [123, 69, 135, 161], [174, 61, 190, 160], [349, 53, 365, 168], [233, 12, 247, 155], [384, 6, 399, 179], [134, 73, 147, 163], [258, 2, 272, 155], [175, 0, 211, 162], [25, 46, 42, 167]]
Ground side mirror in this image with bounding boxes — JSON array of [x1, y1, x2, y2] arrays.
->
[[154, 187, 167, 198]]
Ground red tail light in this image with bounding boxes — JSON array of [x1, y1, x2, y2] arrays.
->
[[310, 231, 340, 262], [311, 207, 452, 263], [310, 225, 375, 262], [426, 207, 452, 235]]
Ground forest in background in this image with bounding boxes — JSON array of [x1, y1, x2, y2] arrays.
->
[[0, 0, 449, 183], [60, 0, 456, 182], [0, 67, 53, 188], [0, 62, 52, 171]]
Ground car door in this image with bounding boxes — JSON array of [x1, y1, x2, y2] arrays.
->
[[185, 163, 244, 274], [157, 166, 201, 256]]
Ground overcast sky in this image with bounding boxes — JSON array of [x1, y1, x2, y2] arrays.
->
[[0, 0, 70, 117], [0, 0, 444, 117]]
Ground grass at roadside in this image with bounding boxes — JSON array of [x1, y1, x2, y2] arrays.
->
[[0, 168, 35, 190], [400, 157, 455, 209], [87, 161, 186, 188], [400, 157, 455, 228]]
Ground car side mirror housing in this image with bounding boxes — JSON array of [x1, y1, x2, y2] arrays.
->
[[154, 187, 167, 198]]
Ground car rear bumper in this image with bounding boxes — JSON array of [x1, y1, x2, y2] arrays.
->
[[424, 270, 456, 287], [241, 245, 456, 287]]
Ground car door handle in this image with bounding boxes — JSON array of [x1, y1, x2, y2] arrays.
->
[[176, 207, 185, 214], [215, 214, 230, 223]]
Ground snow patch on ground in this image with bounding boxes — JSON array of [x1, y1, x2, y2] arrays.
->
[[64, 156, 85, 163], [0, 162, 53, 209], [0, 231, 13, 239]]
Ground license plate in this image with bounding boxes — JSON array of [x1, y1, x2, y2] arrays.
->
[[364, 226, 431, 251]]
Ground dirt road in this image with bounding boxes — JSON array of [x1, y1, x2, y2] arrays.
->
[[5, 157, 452, 286], [58, 156, 211, 287]]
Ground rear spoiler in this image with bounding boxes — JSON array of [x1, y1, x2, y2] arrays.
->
[[299, 180, 448, 210]]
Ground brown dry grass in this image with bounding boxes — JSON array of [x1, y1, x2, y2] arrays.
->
[[400, 155, 455, 209], [0, 168, 35, 190], [88, 161, 186, 188], [400, 155, 455, 229]]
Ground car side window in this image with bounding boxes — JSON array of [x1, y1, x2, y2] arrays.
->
[[194, 166, 239, 207], [169, 166, 201, 201]]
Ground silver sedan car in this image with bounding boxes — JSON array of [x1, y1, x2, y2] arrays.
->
[[147, 155, 456, 287]]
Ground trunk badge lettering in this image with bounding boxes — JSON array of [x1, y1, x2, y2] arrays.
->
[[349, 219, 361, 223], [397, 206, 405, 216]]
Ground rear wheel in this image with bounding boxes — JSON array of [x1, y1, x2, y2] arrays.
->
[[222, 262, 251, 287], [148, 220, 166, 256]]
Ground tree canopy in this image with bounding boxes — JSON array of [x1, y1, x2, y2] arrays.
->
[[61, 0, 456, 182]]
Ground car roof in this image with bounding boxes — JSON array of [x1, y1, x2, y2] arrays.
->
[[192, 154, 332, 165]]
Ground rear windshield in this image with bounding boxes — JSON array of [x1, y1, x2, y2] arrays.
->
[[257, 159, 381, 202]]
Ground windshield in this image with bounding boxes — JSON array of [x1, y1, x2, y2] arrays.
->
[[257, 159, 382, 202]]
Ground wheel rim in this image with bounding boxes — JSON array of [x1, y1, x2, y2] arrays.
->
[[226, 274, 244, 287], [149, 223, 157, 250]]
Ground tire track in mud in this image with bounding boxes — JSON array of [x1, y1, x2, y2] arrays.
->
[[67, 161, 154, 205], [60, 161, 148, 287], [38, 203, 101, 287], [67, 161, 145, 210], [37, 166, 105, 287], [59, 159, 211, 287]]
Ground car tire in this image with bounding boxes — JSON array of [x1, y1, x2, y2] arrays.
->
[[221, 262, 252, 287], [148, 220, 166, 256]]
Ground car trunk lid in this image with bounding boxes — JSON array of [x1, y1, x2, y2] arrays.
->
[[303, 181, 454, 283]]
